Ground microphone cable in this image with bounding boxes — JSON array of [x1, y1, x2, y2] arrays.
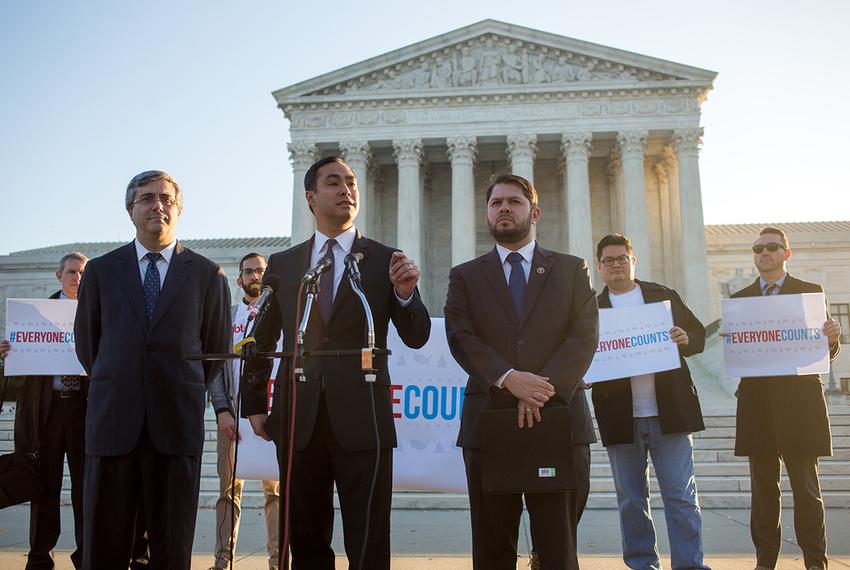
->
[[357, 377, 380, 570], [277, 280, 305, 569]]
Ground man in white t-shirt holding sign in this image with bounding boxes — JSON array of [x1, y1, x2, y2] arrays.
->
[[207, 252, 281, 570], [590, 234, 709, 570]]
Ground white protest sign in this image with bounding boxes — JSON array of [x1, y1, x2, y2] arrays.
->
[[235, 379, 278, 481], [722, 292, 829, 377], [4, 298, 85, 376], [234, 418, 279, 480], [584, 301, 680, 383], [234, 318, 468, 492]]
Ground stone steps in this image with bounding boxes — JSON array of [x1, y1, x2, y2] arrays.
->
[[4, 405, 849, 510]]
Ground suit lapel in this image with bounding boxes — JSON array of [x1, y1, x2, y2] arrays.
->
[[117, 242, 150, 331], [481, 248, 519, 326], [518, 245, 554, 329], [150, 243, 191, 331], [778, 274, 802, 294]]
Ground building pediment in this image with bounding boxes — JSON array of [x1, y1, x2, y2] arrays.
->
[[274, 20, 716, 106]]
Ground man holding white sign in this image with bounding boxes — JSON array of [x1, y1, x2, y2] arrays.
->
[[590, 234, 709, 570], [206, 252, 280, 570], [731, 227, 841, 570], [1, 252, 88, 570]]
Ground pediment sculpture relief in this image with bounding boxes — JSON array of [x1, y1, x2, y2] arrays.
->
[[311, 35, 676, 96]]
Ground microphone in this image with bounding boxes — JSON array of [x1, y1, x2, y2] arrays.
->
[[344, 253, 362, 286], [247, 274, 281, 323], [302, 257, 332, 284]]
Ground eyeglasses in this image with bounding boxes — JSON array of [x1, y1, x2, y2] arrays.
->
[[752, 243, 785, 254], [600, 255, 632, 267], [131, 193, 180, 207], [240, 267, 266, 277]]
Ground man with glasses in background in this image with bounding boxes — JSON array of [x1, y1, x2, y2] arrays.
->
[[0, 253, 88, 570], [207, 253, 280, 570], [590, 234, 709, 570], [731, 226, 841, 570], [74, 170, 230, 569]]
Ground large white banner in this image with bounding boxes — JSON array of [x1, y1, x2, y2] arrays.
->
[[584, 301, 679, 383], [234, 318, 469, 492], [387, 318, 467, 492], [722, 292, 829, 377], [4, 298, 85, 376]]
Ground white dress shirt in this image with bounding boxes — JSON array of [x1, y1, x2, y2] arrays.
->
[[759, 272, 787, 295], [311, 227, 412, 306], [134, 239, 177, 287]]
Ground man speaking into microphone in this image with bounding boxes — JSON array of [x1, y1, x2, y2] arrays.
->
[[242, 156, 431, 569]]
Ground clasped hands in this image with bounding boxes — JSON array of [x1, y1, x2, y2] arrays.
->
[[503, 370, 555, 429]]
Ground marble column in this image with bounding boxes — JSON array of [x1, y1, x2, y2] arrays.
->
[[506, 134, 537, 182], [617, 130, 652, 280], [339, 140, 372, 237], [673, 128, 711, 321], [288, 141, 319, 245], [393, 138, 424, 266], [607, 147, 624, 234], [447, 136, 478, 266], [654, 161, 674, 286], [663, 145, 684, 293], [561, 132, 594, 263]]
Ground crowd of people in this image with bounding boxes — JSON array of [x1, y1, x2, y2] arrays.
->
[[0, 160, 842, 570]]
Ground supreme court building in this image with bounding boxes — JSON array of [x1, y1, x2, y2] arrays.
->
[[276, 20, 717, 321]]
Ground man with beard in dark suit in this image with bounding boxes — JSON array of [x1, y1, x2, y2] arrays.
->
[[731, 226, 841, 570], [243, 156, 431, 569], [1, 252, 88, 569], [74, 170, 231, 569], [444, 174, 598, 570]]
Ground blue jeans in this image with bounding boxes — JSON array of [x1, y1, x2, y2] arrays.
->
[[606, 417, 709, 570]]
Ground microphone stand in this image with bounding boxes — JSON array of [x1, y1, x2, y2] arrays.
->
[[295, 279, 319, 382], [345, 264, 380, 570]]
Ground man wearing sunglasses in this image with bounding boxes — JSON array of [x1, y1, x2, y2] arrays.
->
[[207, 253, 281, 570], [732, 226, 842, 570]]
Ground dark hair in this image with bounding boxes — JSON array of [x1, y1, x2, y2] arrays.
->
[[238, 252, 265, 272], [758, 226, 789, 248], [596, 234, 634, 261], [304, 156, 348, 193], [485, 174, 538, 207]]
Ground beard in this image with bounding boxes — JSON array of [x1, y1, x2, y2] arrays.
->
[[241, 281, 263, 298], [488, 213, 533, 243]]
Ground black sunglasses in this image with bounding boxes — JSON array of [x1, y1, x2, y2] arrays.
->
[[752, 243, 785, 254]]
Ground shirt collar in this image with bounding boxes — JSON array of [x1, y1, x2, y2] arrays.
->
[[759, 272, 788, 291], [314, 226, 356, 256], [496, 240, 536, 265], [134, 238, 177, 265]]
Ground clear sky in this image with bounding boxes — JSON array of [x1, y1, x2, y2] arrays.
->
[[1, 1, 848, 255]]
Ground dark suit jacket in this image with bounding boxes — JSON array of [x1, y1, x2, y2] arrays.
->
[[733, 274, 839, 457], [444, 244, 599, 449], [242, 231, 431, 452], [591, 280, 706, 447], [74, 241, 231, 457], [14, 290, 89, 454]]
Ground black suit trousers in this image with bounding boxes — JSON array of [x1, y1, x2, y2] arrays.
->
[[463, 448, 579, 570], [749, 454, 827, 569], [82, 425, 201, 570], [27, 392, 85, 570], [279, 394, 393, 570]]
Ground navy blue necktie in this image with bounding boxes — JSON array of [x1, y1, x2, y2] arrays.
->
[[143, 252, 163, 322], [317, 239, 337, 323], [507, 252, 526, 317]]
